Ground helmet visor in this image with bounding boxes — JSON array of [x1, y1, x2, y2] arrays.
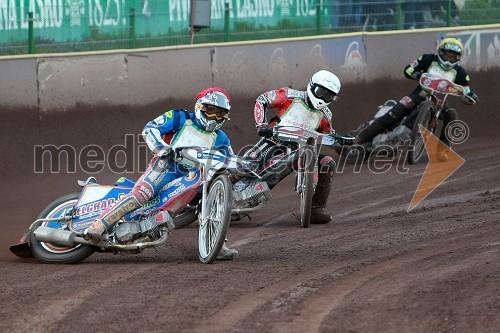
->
[[202, 105, 230, 121], [443, 42, 462, 54], [311, 84, 338, 103]]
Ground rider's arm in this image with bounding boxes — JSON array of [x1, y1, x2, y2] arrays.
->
[[254, 92, 271, 127], [318, 105, 333, 134], [404, 54, 433, 80], [254, 88, 288, 137], [142, 110, 188, 156], [254, 88, 290, 126], [455, 68, 479, 105], [214, 130, 234, 157]]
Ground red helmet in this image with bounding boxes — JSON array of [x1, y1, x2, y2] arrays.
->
[[194, 87, 231, 132]]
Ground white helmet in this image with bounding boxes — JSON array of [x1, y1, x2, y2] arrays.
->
[[306, 70, 341, 110]]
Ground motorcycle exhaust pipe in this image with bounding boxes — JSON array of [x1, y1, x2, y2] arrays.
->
[[33, 226, 169, 251], [34, 226, 95, 246]]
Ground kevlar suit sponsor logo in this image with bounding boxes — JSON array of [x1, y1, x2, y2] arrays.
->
[[76, 198, 116, 216]]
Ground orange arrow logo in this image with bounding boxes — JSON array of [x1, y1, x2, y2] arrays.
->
[[408, 125, 465, 211]]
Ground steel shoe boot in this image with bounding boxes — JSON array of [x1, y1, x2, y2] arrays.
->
[[216, 242, 238, 260], [311, 207, 332, 224], [84, 219, 108, 244], [436, 144, 450, 162]]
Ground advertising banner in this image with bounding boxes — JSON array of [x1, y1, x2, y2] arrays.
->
[[0, 0, 322, 44]]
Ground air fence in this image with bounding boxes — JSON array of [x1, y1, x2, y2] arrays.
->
[[1, 24, 499, 112]]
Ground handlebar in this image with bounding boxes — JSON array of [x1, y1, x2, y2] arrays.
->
[[271, 125, 354, 147], [173, 146, 259, 177]]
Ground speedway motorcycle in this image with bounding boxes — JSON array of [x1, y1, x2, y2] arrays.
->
[[10, 147, 246, 264], [174, 125, 354, 229], [407, 73, 477, 164], [345, 73, 476, 164]]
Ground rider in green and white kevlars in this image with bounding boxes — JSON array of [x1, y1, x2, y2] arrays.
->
[[84, 87, 238, 260], [353, 37, 479, 162]]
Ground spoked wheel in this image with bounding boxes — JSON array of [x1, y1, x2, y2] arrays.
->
[[198, 174, 232, 264], [298, 144, 315, 228], [30, 193, 95, 264], [408, 101, 434, 165]]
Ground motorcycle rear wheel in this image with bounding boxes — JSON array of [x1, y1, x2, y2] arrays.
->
[[298, 144, 315, 228], [198, 174, 232, 264], [172, 206, 198, 229], [408, 101, 434, 165], [30, 193, 95, 264]]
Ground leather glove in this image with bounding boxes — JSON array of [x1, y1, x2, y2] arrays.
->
[[337, 135, 355, 146], [411, 72, 422, 80], [467, 91, 479, 103], [158, 145, 173, 159], [257, 124, 274, 138], [241, 160, 258, 173]]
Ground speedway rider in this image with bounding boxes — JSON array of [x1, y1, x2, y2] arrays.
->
[[353, 37, 479, 162], [253, 70, 348, 224], [85, 87, 238, 260]]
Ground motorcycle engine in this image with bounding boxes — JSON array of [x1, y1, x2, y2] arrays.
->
[[233, 179, 271, 207], [114, 211, 173, 244], [372, 125, 411, 152], [114, 222, 142, 243]]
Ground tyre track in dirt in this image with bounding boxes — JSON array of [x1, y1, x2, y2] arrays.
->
[[273, 232, 499, 333], [195, 190, 499, 332], [0, 264, 157, 332]]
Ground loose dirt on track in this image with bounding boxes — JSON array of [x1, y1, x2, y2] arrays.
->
[[0, 73, 499, 332]]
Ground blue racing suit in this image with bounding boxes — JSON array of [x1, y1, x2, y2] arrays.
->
[[96, 109, 233, 228]]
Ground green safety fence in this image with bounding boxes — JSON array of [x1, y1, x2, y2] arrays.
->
[[1, 0, 499, 55]]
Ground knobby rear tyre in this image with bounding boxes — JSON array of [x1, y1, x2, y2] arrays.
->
[[30, 193, 95, 264]]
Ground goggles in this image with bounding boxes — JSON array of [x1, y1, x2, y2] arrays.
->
[[311, 84, 338, 103], [203, 105, 230, 121], [442, 50, 459, 63]]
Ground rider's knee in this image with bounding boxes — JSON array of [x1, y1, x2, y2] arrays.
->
[[131, 181, 154, 205], [443, 108, 458, 122], [389, 102, 412, 120], [318, 155, 336, 175]]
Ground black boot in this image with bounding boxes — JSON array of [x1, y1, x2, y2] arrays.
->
[[311, 168, 334, 224], [356, 102, 409, 144], [311, 207, 332, 224]]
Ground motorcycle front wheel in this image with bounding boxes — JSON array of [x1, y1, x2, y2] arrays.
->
[[408, 101, 434, 165], [30, 193, 95, 264], [198, 174, 232, 264], [298, 144, 315, 228]]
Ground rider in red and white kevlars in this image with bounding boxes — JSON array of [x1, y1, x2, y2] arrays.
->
[[85, 87, 238, 260], [353, 37, 479, 162], [254, 70, 343, 224]]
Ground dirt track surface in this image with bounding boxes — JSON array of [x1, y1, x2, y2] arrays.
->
[[1, 72, 499, 332]]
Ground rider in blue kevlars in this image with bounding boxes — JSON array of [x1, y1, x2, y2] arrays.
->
[[353, 37, 479, 162], [85, 87, 238, 260]]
